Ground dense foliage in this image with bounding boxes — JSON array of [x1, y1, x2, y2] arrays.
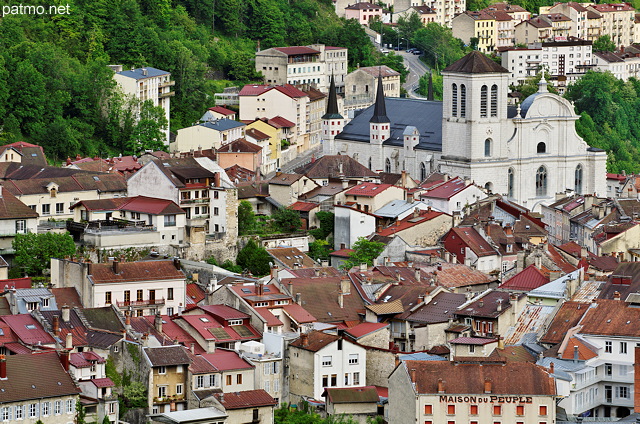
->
[[273, 207, 303, 233], [565, 71, 640, 173], [341, 237, 385, 270], [236, 239, 272, 276], [12, 232, 76, 276]]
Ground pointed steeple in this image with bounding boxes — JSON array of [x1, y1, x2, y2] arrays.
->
[[370, 68, 389, 124], [322, 74, 342, 120]]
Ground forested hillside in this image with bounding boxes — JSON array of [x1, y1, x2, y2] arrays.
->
[[0, 0, 382, 161]]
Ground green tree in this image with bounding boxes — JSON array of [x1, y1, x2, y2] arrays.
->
[[341, 237, 385, 270], [377, 52, 409, 84], [272, 208, 302, 233], [308, 239, 330, 261], [412, 23, 469, 71], [418, 70, 443, 100], [238, 200, 256, 235], [236, 239, 272, 276], [397, 11, 423, 44], [511, 71, 558, 99], [102, 415, 112, 424], [13, 232, 76, 276], [127, 100, 168, 154], [123, 381, 147, 408], [593, 34, 616, 52], [76, 400, 87, 424]]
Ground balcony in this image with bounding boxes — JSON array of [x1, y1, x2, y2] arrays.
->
[[180, 197, 210, 204], [158, 91, 175, 99], [153, 395, 186, 405], [159, 81, 176, 88], [116, 298, 166, 308], [206, 232, 227, 240]]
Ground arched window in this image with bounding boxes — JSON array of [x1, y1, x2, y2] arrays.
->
[[480, 85, 488, 118], [460, 84, 467, 118], [508, 168, 514, 198], [536, 166, 548, 197], [575, 164, 583, 194], [452, 84, 458, 117], [537, 142, 546, 154], [484, 138, 492, 157], [368, 157, 372, 170], [385, 158, 391, 173], [420, 162, 427, 182], [491, 84, 498, 117]]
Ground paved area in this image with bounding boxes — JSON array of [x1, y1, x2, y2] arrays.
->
[[400, 51, 431, 99]]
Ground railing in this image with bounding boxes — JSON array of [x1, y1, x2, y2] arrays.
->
[[116, 298, 165, 308], [85, 225, 155, 234], [206, 232, 227, 240], [159, 81, 176, 88], [158, 91, 175, 99], [180, 198, 210, 204]]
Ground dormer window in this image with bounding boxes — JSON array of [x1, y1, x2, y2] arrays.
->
[[50, 188, 57, 198], [506, 244, 513, 253], [228, 319, 243, 326]]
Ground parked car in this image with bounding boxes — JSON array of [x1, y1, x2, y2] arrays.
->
[[412, 50, 422, 55]]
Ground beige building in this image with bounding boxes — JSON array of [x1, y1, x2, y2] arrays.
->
[[112, 66, 174, 143], [586, 9, 603, 41], [0, 352, 81, 424], [268, 173, 318, 207], [389, 360, 557, 424], [344, 182, 406, 214], [588, 3, 635, 47], [344, 66, 401, 114], [171, 119, 246, 153], [484, 2, 530, 24], [323, 387, 380, 423], [452, 11, 497, 53], [255, 45, 348, 94], [144, 346, 190, 414], [0, 186, 38, 254], [541, 13, 573, 38], [514, 17, 553, 44], [547, 2, 589, 39]]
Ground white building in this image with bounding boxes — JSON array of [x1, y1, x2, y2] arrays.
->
[[330, 51, 607, 212], [112, 66, 174, 143]]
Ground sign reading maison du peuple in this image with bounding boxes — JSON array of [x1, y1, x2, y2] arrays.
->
[[439, 395, 534, 404]]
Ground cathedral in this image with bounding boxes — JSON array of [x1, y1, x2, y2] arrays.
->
[[322, 51, 607, 212]]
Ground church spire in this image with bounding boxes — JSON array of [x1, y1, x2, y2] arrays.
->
[[370, 67, 389, 124], [322, 74, 342, 120]]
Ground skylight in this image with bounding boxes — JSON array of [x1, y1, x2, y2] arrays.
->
[[25, 324, 36, 329], [199, 317, 209, 322]]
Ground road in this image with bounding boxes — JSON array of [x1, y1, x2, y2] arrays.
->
[[399, 51, 431, 99]]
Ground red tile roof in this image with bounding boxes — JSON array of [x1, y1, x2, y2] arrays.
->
[[421, 177, 471, 199], [201, 350, 253, 371], [330, 248, 354, 258], [200, 304, 250, 321], [377, 209, 447, 237], [0, 277, 31, 289], [540, 301, 589, 344], [179, 314, 260, 342], [289, 201, 319, 212], [268, 116, 295, 128], [447, 227, 498, 257], [255, 307, 284, 326], [290, 330, 340, 352], [273, 85, 308, 98], [186, 283, 206, 305], [559, 337, 598, 361], [499, 265, 550, 291], [580, 299, 640, 338], [144, 315, 204, 353], [274, 46, 320, 55], [2, 314, 55, 345], [0, 187, 39, 219], [217, 138, 262, 154], [71, 196, 184, 215], [345, 182, 393, 197], [282, 303, 316, 323], [208, 106, 235, 116], [591, 3, 634, 12], [344, 322, 388, 339], [246, 128, 270, 141], [88, 260, 184, 283], [91, 377, 115, 388], [214, 389, 277, 409], [70, 351, 105, 368]]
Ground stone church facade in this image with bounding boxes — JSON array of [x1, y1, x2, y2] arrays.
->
[[323, 51, 607, 211]]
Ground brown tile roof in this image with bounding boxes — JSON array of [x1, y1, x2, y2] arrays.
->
[[599, 262, 640, 300], [4, 174, 126, 196], [523, 17, 553, 28], [51, 287, 83, 308], [88, 260, 184, 284], [217, 138, 262, 154], [143, 345, 190, 366], [283, 276, 365, 323], [0, 352, 80, 403], [484, 2, 527, 12], [540, 301, 589, 345], [579, 299, 640, 337], [267, 247, 317, 269], [290, 330, 339, 352], [406, 292, 467, 324], [295, 155, 378, 179], [447, 227, 498, 258], [346, 2, 381, 9], [543, 13, 571, 21], [245, 128, 270, 141], [403, 360, 555, 395], [365, 299, 404, 315], [546, 336, 598, 360], [495, 345, 535, 363], [0, 187, 38, 219], [214, 389, 277, 409], [269, 173, 303, 186], [303, 86, 327, 101], [358, 65, 401, 78], [456, 291, 521, 319]]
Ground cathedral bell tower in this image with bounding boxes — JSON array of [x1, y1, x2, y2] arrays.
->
[[369, 70, 390, 172], [321, 74, 344, 156]]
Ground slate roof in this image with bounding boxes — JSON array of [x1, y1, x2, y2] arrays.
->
[[0, 188, 39, 219], [539, 301, 589, 345], [357, 65, 400, 78], [214, 389, 277, 409], [499, 264, 550, 291], [0, 352, 80, 403], [522, 17, 553, 28], [295, 155, 378, 179], [290, 330, 339, 352], [116, 67, 169, 80], [80, 306, 125, 334], [337, 98, 443, 152], [144, 345, 190, 367], [402, 360, 555, 395], [444, 51, 509, 74], [88, 260, 184, 283]]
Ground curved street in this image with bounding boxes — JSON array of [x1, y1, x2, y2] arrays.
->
[[399, 51, 430, 99]]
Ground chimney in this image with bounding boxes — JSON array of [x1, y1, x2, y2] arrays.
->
[[52, 315, 60, 337], [498, 337, 504, 350], [170, 401, 176, 412], [510, 293, 519, 316], [338, 291, 344, 308], [437, 379, 445, 393], [154, 311, 163, 333], [213, 172, 221, 187], [65, 332, 73, 349], [125, 312, 131, 331], [478, 300, 484, 307], [112, 259, 119, 274], [549, 362, 554, 375], [61, 305, 70, 323], [173, 257, 181, 270], [573, 345, 579, 362], [300, 332, 309, 347], [377, 224, 383, 233], [321, 260, 329, 268], [504, 224, 513, 236], [0, 355, 6, 379], [271, 264, 279, 279], [484, 379, 492, 394], [341, 278, 351, 295], [288, 282, 293, 296], [614, 291, 621, 301], [395, 355, 400, 367], [66, 157, 71, 166], [384, 257, 390, 266], [256, 281, 264, 296], [359, 263, 367, 272], [190, 343, 195, 354], [580, 247, 587, 259], [413, 208, 420, 218], [295, 293, 302, 305], [410, 369, 417, 382], [414, 268, 421, 281], [314, 268, 320, 277], [60, 350, 70, 371], [401, 170, 407, 188], [341, 178, 348, 190]]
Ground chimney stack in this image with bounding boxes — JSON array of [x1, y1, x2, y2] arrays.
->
[[52, 315, 60, 337], [573, 345, 579, 362], [300, 332, 309, 347], [414, 268, 421, 281], [437, 379, 445, 393], [0, 355, 6, 379], [295, 293, 302, 305], [614, 291, 621, 301], [410, 369, 417, 382], [112, 259, 120, 274], [125, 312, 131, 332], [338, 291, 344, 308], [61, 305, 70, 323], [270, 264, 279, 279], [173, 257, 181, 270], [60, 350, 70, 371], [288, 282, 293, 296], [549, 362, 554, 375], [155, 311, 163, 333], [65, 332, 73, 349], [340, 278, 351, 296], [484, 379, 492, 394], [635, 346, 640, 411]]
